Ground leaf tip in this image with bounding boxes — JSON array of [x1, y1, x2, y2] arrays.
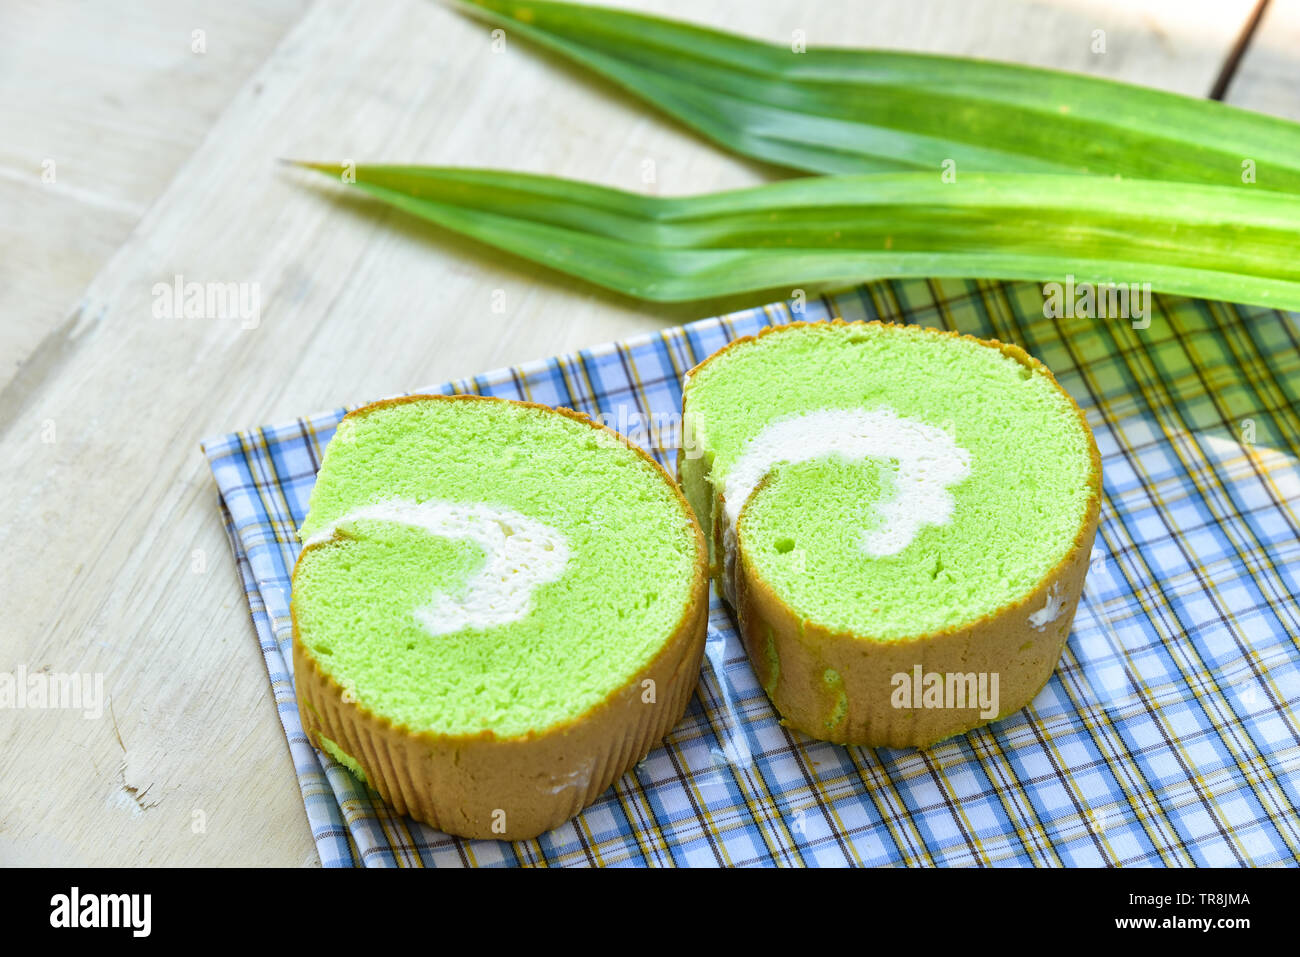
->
[[280, 159, 338, 175]]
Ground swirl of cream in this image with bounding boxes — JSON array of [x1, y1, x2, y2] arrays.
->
[[304, 498, 570, 636], [720, 407, 971, 601]]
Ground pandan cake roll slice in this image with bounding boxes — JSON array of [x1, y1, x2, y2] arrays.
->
[[291, 395, 708, 840], [679, 321, 1102, 748]]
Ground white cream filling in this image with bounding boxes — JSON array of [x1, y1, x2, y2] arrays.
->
[[545, 758, 597, 795], [717, 407, 971, 603], [304, 498, 570, 636], [1028, 582, 1065, 631]]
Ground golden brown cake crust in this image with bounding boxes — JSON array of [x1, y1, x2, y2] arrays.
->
[[292, 394, 710, 840], [679, 320, 1103, 748]]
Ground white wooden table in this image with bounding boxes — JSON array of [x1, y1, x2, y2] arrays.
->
[[2, 0, 1295, 866]]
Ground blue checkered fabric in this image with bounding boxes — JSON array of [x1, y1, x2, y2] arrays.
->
[[202, 278, 1300, 866]]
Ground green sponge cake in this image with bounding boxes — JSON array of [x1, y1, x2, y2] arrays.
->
[[679, 321, 1101, 748], [292, 395, 708, 840]]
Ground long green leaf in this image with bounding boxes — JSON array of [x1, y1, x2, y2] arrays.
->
[[457, 0, 1300, 192], [294, 163, 1300, 310]]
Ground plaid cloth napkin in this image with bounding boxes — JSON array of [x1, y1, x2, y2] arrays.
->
[[202, 278, 1300, 867]]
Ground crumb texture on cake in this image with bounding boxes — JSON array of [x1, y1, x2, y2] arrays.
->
[[679, 321, 1102, 747], [294, 396, 702, 741], [684, 321, 1097, 640], [291, 395, 710, 839]]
